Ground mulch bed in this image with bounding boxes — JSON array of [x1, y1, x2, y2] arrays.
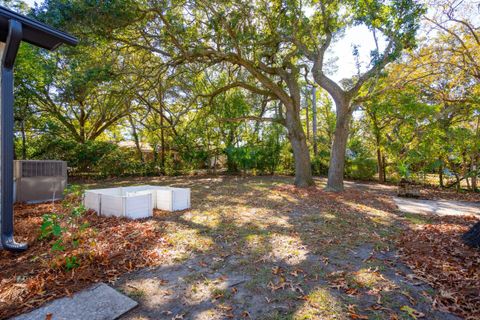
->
[[418, 187, 480, 203], [0, 202, 169, 319], [398, 215, 480, 320]]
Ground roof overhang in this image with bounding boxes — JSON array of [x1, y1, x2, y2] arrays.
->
[[0, 6, 78, 50]]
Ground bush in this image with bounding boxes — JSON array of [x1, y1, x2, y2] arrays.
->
[[93, 146, 144, 177], [224, 143, 283, 175], [180, 148, 210, 174], [26, 137, 161, 177], [311, 151, 330, 176], [346, 157, 377, 180]]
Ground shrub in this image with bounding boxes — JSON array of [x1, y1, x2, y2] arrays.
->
[[346, 157, 377, 180], [93, 146, 143, 177], [311, 151, 330, 176]]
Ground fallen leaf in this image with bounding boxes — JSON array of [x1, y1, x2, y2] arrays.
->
[[400, 305, 425, 319]]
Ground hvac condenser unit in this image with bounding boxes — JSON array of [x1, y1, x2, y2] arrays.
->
[[14, 160, 67, 203]]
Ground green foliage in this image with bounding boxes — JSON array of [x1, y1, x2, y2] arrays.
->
[[346, 158, 377, 180], [4, 0, 478, 189], [163, 153, 178, 176], [64, 184, 85, 200], [311, 152, 330, 176], [65, 256, 80, 271], [224, 132, 284, 175], [93, 147, 146, 177], [38, 199, 91, 271], [397, 162, 411, 180], [39, 213, 63, 240]]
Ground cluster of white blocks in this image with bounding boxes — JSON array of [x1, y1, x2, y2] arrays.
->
[[83, 185, 190, 219]]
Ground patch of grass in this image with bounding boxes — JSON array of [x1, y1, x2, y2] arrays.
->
[[403, 213, 431, 225], [125, 287, 146, 299], [171, 251, 191, 263], [350, 268, 384, 289], [305, 214, 323, 223], [245, 234, 271, 260], [245, 266, 275, 292], [211, 287, 232, 301], [182, 272, 206, 284], [304, 263, 326, 279], [379, 291, 404, 309], [293, 288, 344, 320], [278, 289, 302, 302], [363, 260, 387, 272], [260, 310, 294, 320], [167, 228, 215, 253]]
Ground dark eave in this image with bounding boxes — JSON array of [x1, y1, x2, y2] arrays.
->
[[0, 6, 78, 50]]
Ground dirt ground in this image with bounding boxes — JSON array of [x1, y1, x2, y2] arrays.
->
[[3, 175, 479, 319], [83, 175, 473, 320]]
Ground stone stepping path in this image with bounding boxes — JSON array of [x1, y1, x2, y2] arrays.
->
[[12, 283, 137, 320]]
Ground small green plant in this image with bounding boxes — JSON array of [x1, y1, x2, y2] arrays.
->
[[38, 203, 91, 271], [51, 239, 65, 252], [398, 162, 411, 180], [64, 184, 85, 198], [71, 203, 87, 218], [65, 256, 80, 270], [39, 213, 63, 240]]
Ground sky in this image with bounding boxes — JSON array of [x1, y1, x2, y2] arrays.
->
[[22, 0, 382, 83], [325, 25, 382, 82]]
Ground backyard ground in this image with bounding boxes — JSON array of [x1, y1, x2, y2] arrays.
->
[[1, 176, 479, 319]]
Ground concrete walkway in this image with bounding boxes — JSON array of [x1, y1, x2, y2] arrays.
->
[[394, 197, 480, 217], [12, 283, 137, 320]]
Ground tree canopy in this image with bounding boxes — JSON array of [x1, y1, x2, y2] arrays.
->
[[3, 0, 479, 191]]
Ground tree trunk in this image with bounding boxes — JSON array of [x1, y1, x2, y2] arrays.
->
[[285, 106, 314, 187], [312, 86, 318, 156], [377, 146, 384, 183], [374, 128, 384, 183], [370, 110, 384, 183], [129, 115, 144, 163], [471, 155, 477, 192], [226, 130, 237, 173], [382, 155, 387, 182], [439, 161, 444, 188], [326, 106, 352, 192], [305, 96, 310, 141], [20, 118, 26, 160], [160, 107, 165, 174], [454, 172, 461, 191]]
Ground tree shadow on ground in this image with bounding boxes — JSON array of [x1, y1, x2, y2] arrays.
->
[[113, 176, 461, 320]]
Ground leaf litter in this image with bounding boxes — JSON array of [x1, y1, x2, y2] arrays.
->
[[0, 201, 169, 319]]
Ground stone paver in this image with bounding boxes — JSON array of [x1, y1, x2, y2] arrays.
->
[[394, 197, 480, 217], [12, 283, 137, 320]]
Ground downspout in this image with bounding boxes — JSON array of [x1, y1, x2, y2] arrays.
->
[[1, 19, 27, 252]]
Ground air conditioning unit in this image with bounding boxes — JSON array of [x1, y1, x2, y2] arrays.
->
[[14, 160, 67, 203]]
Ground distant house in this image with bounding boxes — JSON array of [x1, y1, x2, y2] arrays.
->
[[117, 141, 155, 161], [117, 141, 181, 163]]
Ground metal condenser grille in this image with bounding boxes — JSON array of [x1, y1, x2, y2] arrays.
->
[[21, 161, 64, 177]]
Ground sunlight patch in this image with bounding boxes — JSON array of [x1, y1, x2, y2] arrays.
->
[[294, 288, 343, 319], [352, 268, 384, 289], [269, 234, 308, 265]]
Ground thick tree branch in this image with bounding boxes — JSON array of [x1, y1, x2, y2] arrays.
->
[[348, 40, 395, 97], [220, 116, 285, 125]]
